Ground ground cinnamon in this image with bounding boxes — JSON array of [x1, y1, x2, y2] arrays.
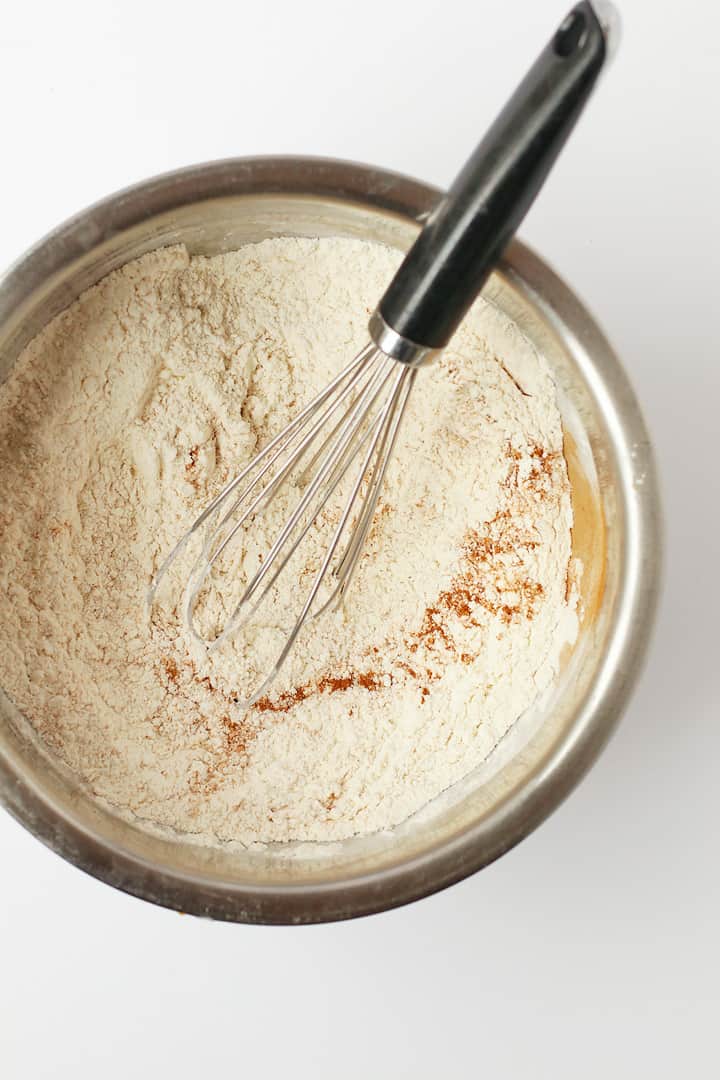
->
[[199, 441, 557, 726]]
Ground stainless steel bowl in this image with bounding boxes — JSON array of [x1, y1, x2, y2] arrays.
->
[[0, 157, 661, 923]]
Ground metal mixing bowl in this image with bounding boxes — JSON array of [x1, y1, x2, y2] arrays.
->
[[0, 158, 661, 923]]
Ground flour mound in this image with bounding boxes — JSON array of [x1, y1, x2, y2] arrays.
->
[[0, 238, 576, 844]]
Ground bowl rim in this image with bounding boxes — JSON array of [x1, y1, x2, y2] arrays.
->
[[0, 155, 662, 923]]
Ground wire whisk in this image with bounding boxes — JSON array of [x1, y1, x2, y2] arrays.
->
[[149, 1, 616, 705]]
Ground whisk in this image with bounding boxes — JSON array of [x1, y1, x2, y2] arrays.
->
[[150, 1, 618, 705]]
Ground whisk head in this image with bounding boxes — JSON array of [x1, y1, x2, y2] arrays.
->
[[149, 342, 416, 706]]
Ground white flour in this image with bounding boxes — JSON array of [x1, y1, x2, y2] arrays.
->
[[0, 238, 576, 844]]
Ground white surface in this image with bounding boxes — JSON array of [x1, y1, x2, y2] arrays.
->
[[1, 1, 717, 1076]]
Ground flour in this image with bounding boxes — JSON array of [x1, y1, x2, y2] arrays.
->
[[0, 237, 577, 844]]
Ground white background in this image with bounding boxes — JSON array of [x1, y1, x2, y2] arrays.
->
[[1, 1, 718, 1076]]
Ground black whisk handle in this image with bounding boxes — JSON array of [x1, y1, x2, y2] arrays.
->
[[374, 2, 616, 359]]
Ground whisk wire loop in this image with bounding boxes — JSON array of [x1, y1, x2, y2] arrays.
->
[[150, 342, 417, 702], [189, 349, 395, 649]]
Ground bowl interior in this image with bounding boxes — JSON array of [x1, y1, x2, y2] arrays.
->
[[0, 181, 630, 922]]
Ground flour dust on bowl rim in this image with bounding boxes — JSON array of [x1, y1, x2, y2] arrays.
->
[[0, 157, 661, 924]]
